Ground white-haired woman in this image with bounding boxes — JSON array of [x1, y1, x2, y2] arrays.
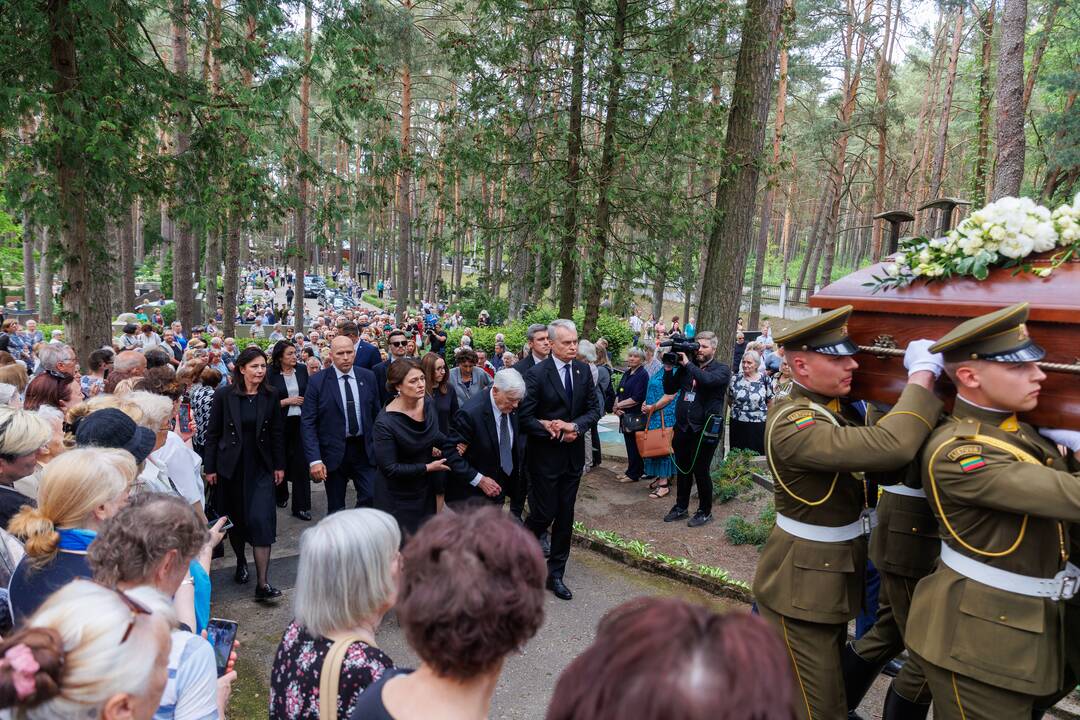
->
[[0, 580, 174, 720], [728, 349, 770, 454], [8, 448, 136, 626], [0, 407, 52, 528], [270, 509, 401, 719], [12, 405, 68, 501]]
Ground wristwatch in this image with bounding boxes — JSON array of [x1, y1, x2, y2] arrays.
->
[[571, 423, 579, 435]]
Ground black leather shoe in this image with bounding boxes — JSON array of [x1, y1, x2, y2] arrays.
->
[[276, 498, 288, 508], [664, 506, 689, 523], [841, 642, 879, 718], [540, 531, 551, 558], [292, 510, 312, 521], [234, 563, 250, 585], [881, 684, 930, 720], [546, 576, 572, 600], [255, 583, 282, 602], [688, 511, 713, 528]]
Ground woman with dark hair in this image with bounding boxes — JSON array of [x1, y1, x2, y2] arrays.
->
[[419, 352, 457, 511], [23, 370, 80, 412], [81, 348, 113, 399], [267, 339, 310, 520], [372, 360, 449, 535], [350, 506, 546, 719], [204, 345, 286, 601], [545, 597, 793, 720]]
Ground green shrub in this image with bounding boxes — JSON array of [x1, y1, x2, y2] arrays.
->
[[362, 293, 386, 309], [443, 310, 632, 366], [161, 302, 177, 325], [712, 449, 759, 504], [724, 502, 776, 548], [457, 286, 508, 325], [160, 251, 173, 297]]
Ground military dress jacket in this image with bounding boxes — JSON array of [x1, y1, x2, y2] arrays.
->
[[905, 400, 1080, 696], [865, 404, 941, 580], [752, 382, 942, 624]]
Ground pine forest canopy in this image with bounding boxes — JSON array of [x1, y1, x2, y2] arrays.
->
[[0, 0, 1076, 362]]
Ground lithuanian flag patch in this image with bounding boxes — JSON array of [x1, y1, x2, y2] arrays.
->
[[958, 455, 987, 473], [793, 416, 815, 431]]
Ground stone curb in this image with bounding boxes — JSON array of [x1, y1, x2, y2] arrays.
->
[[571, 530, 754, 604]]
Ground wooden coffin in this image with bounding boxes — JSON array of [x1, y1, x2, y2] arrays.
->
[[809, 254, 1080, 430]]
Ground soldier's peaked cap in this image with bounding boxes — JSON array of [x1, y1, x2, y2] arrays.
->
[[929, 302, 1045, 363], [773, 305, 858, 356]]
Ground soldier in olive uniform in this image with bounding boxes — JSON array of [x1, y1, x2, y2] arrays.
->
[[905, 302, 1080, 719], [843, 405, 941, 720], [752, 305, 945, 720]]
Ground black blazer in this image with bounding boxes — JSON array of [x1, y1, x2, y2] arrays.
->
[[517, 357, 601, 477], [444, 389, 525, 502], [372, 359, 398, 407], [662, 358, 731, 433], [513, 354, 544, 377], [203, 384, 286, 479], [267, 365, 309, 409]]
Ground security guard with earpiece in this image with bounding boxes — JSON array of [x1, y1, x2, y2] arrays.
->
[[751, 305, 944, 720], [904, 302, 1080, 720]]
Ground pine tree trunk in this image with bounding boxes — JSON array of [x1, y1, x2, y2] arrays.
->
[[928, 8, 965, 207], [395, 25, 413, 323], [990, 0, 1027, 201], [582, 0, 628, 336], [870, 0, 898, 260], [556, 0, 587, 319], [972, 3, 995, 205], [22, 214, 37, 311], [38, 227, 55, 323], [1022, 0, 1061, 111], [697, 0, 784, 344], [120, 208, 135, 313], [171, 0, 196, 329], [294, 2, 312, 327]]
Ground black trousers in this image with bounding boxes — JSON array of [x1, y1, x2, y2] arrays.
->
[[525, 466, 582, 579], [673, 427, 720, 514], [325, 437, 374, 514], [509, 467, 529, 520], [622, 431, 644, 480], [275, 416, 311, 513], [590, 425, 602, 466]]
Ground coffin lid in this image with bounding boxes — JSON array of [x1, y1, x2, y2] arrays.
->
[[810, 253, 1079, 324]]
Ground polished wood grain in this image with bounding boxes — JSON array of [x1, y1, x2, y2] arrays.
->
[[809, 255, 1080, 429]]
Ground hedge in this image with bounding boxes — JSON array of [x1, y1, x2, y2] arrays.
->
[[444, 311, 633, 365]]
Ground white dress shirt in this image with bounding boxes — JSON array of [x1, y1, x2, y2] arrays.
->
[[334, 366, 364, 436], [472, 390, 514, 487]]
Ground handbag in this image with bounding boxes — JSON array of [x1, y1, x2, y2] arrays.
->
[[619, 410, 647, 434], [636, 410, 674, 458], [318, 633, 368, 720]]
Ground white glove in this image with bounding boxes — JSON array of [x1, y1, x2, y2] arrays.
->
[[903, 339, 944, 379], [1039, 428, 1080, 453]]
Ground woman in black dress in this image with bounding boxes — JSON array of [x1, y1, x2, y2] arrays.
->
[[204, 346, 286, 601], [372, 360, 450, 536], [267, 340, 311, 520], [419, 352, 457, 512]]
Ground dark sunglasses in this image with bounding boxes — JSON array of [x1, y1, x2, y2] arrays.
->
[[390, 341, 408, 347]]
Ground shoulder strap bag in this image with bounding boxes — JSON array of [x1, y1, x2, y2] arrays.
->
[[318, 633, 369, 720], [636, 410, 674, 458]]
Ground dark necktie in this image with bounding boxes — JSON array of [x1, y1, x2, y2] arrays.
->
[[499, 411, 513, 476], [342, 374, 360, 436], [562, 363, 573, 407]]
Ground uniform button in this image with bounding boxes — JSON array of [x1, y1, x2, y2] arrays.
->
[[824, 562, 830, 568], [912, 527, 918, 533], [999, 615, 1007, 621], [1046, 458, 1054, 465]]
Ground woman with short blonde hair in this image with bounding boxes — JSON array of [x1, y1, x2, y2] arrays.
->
[[8, 448, 136, 625], [0, 580, 174, 720], [270, 508, 401, 719]]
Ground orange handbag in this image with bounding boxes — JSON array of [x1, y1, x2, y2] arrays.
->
[[635, 410, 673, 458]]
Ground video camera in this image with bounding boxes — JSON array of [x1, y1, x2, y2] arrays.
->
[[659, 333, 700, 365]]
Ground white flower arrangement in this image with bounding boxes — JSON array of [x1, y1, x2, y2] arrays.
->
[[868, 194, 1080, 291]]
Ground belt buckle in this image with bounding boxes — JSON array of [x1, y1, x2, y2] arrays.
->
[[1052, 570, 1079, 601]]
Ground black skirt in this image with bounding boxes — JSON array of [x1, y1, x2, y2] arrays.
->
[[729, 419, 766, 455]]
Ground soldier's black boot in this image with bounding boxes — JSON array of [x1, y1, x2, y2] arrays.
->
[[881, 683, 930, 720], [841, 642, 878, 720]]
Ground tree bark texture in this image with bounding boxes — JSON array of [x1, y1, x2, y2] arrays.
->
[[990, 0, 1027, 201], [556, 0, 587, 320], [294, 2, 312, 327], [171, 0, 196, 329], [972, 3, 995, 205], [696, 0, 784, 347]]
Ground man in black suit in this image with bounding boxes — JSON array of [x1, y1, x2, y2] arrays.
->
[[340, 320, 381, 371], [372, 328, 409, 406], [301, 335, 380, 513], [444, 368, 527, 506], [512, 323, 551, 376], [518, 319, 601, 600]]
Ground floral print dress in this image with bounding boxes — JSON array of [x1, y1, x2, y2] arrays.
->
[[269, 621, 394, 720], [727, 373, 771, 454]]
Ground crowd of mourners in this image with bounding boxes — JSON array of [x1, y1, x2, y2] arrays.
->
[[0, 265, 797, 720]]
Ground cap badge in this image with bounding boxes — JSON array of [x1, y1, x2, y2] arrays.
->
[[1017, 323, 1028, 341], [840, 324, 848, 336]]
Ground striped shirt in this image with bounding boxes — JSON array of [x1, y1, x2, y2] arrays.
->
[[154, 630, 219, 720]]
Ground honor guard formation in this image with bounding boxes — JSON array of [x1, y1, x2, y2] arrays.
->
[[753, 302, 1080, 720]]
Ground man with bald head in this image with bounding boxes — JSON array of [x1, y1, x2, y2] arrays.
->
[[300, 335, 379, 513], [104, 350, 147, 393]]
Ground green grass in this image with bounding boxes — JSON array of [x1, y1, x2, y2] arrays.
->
[[226, 652, 271, 718]]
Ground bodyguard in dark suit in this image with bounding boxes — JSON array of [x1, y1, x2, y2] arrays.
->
[[512, 323, 551, 377], [340, 321, 382, 371], [267, 341, 311, 519], [444, 369, 527, 505], [517, 319, 601, 600], [301, 336, 379, 514], [372, 328, 410, 406]]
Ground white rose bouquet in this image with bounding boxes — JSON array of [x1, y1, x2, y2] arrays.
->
[[868, 194, 1079, 292]]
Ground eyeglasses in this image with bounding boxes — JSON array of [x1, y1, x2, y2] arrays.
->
[[390, 341, 408, 347], [93, 582, 152, 643]]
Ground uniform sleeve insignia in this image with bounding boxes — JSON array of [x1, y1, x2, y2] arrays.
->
[[786, 409, 815, 430], [946, 444, 982, 462], [958, 455, 987, 473]]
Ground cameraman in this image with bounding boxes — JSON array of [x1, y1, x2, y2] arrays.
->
[[660, 331, 731, 527], [427, 321, 448, 356]]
